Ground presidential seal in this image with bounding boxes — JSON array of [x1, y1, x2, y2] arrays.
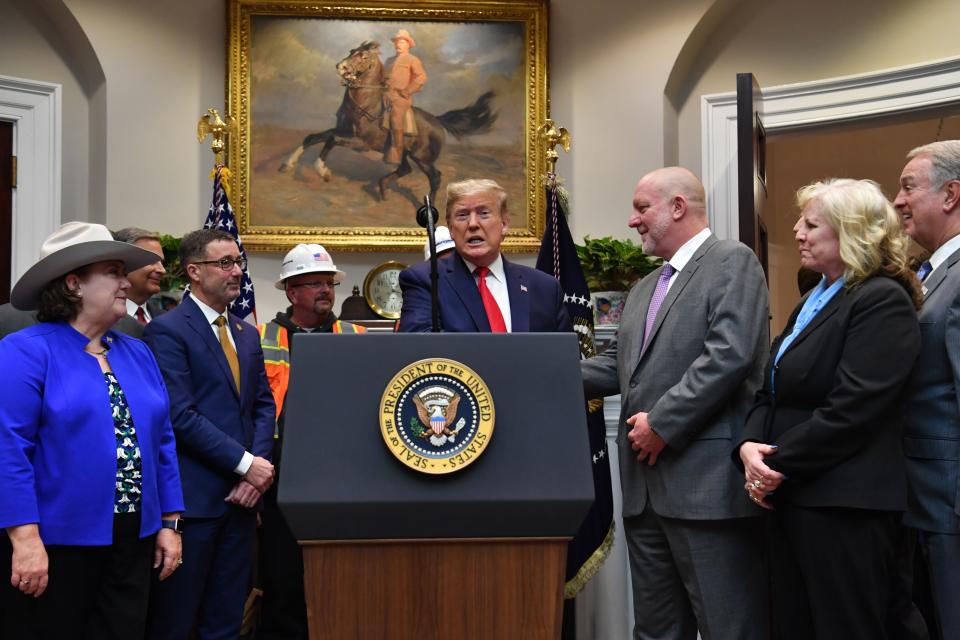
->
[[380, 358, 494, 475]]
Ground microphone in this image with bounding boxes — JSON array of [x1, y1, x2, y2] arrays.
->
[[416, 199, 439, 228]]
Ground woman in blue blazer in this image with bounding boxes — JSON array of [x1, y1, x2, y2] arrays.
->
[[734, 179, 922, 640], [0, 222, 185, 639]]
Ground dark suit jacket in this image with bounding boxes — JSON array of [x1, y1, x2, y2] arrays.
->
[[738, 276, 920, 511], [143, 296, 275, 518], [903, 246, 960, 533], [398, 253, 571, 333]]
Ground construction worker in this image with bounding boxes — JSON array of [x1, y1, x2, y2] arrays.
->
[[256, 244, 364, 639]]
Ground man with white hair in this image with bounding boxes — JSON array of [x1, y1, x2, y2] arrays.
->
[[895, 140, 960, 639], [256, 244, 364, 639]]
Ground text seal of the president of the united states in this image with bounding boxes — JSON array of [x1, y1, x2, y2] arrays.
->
[[380, 358, 495, 474]]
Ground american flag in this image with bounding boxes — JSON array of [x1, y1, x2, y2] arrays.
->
[[536, 177, 614, 602], [203, 165, 256, 321]]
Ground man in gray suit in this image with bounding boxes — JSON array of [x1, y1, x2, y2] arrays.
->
[[895, 140, 960, 639], [582, 167, 769, 640]]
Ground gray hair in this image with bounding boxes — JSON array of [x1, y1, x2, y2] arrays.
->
[[445, 179, 508, 218], [907, 140, 960, 188], [113, 227, 161, 245]]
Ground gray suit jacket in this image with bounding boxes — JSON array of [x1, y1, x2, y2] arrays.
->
[[904, 246, 960, 534], [582, 235, 769, 520]]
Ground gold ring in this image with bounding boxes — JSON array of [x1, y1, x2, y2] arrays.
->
[[177, 558, 184, 565], [752, 479, 762, 489], [20, 579, 29, 585]]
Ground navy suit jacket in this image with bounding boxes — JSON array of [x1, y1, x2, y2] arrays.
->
[[144, 296, 275, 518], [398, 253, 571, 333]]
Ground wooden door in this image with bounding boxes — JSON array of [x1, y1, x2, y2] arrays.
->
[[736, 72, 769, 278], [0, 121, 12, 304]]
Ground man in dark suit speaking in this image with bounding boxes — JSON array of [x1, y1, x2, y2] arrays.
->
[[581, 167, 769, 640], [398, 178, 570, 333], [144, 229, 276, 640]]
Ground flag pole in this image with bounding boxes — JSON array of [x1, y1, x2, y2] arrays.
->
[[196, 108, 257, 323], [535, 120, 615, 615]]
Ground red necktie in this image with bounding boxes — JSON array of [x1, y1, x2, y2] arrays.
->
[[135, 306, 148, 325], [475, 266, 507, 333]]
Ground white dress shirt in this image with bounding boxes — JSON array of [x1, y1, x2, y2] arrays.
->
[[928, 232, 960, 273], [125, 298, 152, 323], [663, 228, 712, 293], [463, 254, 513, 332]]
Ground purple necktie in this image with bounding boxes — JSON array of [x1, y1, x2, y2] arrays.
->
[[641, 263, 675, 353]]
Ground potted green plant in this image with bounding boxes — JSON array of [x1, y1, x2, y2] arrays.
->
[[153, 234, 187, 312], [575, 236, 662, 325]]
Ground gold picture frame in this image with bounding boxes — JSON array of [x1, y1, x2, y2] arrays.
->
[[227, 0, 549, 252]]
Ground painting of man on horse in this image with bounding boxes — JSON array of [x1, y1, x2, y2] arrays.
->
[[248, 18, 527, 230]]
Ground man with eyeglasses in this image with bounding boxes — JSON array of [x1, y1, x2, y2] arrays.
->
[[144, 228, 276, 640], [256, 243, 364, 640]]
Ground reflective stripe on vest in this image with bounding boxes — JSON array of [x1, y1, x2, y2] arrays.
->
[[259, 320, 365, 421], [259, 322, 290, 424]]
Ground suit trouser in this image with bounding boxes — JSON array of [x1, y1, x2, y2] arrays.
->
[[0, 512, 153, 640], [624, 505, 768, 640], [146, 506, 256, 640], [918, 530, 960, 639], [767, 504, 900, 640]]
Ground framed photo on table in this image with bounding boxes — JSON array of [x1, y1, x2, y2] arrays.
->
[[227, 0, 549, 252]]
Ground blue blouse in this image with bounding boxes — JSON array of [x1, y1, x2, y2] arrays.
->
[[773, 276, 845, 390], [0, 322, 184, 545]]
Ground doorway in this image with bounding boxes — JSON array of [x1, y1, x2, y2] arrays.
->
[[0, 120, 10, 304], [764, 109, 960, 334]]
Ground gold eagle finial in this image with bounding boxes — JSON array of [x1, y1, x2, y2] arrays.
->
[[197, 108, 237, 165], [538, 119, 571, 177]]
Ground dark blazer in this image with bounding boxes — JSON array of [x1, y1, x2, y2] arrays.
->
[[398, 253, 571, 333], [738, 276, 920, 511], [903, 246, 960, 533], [143, 296, 275, 518]]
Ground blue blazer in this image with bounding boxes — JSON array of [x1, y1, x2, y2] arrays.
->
[[143, 296, 275, 518], [0, 322, 183, 545], [398, 253, 571, 333]]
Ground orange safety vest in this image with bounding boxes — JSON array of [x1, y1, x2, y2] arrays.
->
[[258, 319, 366, 424]]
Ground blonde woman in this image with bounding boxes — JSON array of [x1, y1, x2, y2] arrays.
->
[[735, 179, 922, 639]]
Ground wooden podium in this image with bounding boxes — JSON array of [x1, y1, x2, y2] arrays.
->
[[279, 334, 595, 640]]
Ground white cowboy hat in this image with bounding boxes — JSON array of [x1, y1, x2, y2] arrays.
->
[[423, 226, 455, 260], [390, 29, 416, 48], [10, 222, 161, 310], [275, 243, 345, 289]]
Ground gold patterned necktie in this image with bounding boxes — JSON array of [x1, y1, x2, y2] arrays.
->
[[214, 316, 240, 393]]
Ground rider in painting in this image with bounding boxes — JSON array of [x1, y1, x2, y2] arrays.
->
[[383, 29, 427, 165]]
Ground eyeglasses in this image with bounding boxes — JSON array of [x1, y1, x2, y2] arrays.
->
[[193, 257, 247, 271], [287, 280, 339, 290]]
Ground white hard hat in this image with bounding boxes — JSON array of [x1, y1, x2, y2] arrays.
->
[[275, 243, 345, 289], [424, 226, 456, 260]]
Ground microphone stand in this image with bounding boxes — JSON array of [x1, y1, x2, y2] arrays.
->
[[416, 196, 441, 333]]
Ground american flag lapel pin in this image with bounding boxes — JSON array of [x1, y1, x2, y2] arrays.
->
[[520, 284, 528, 292], [235, 322, 243, 332]]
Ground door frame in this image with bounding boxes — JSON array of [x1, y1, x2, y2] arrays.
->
[[701, 56, 960, 241], [0, 74, 61, 287]]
